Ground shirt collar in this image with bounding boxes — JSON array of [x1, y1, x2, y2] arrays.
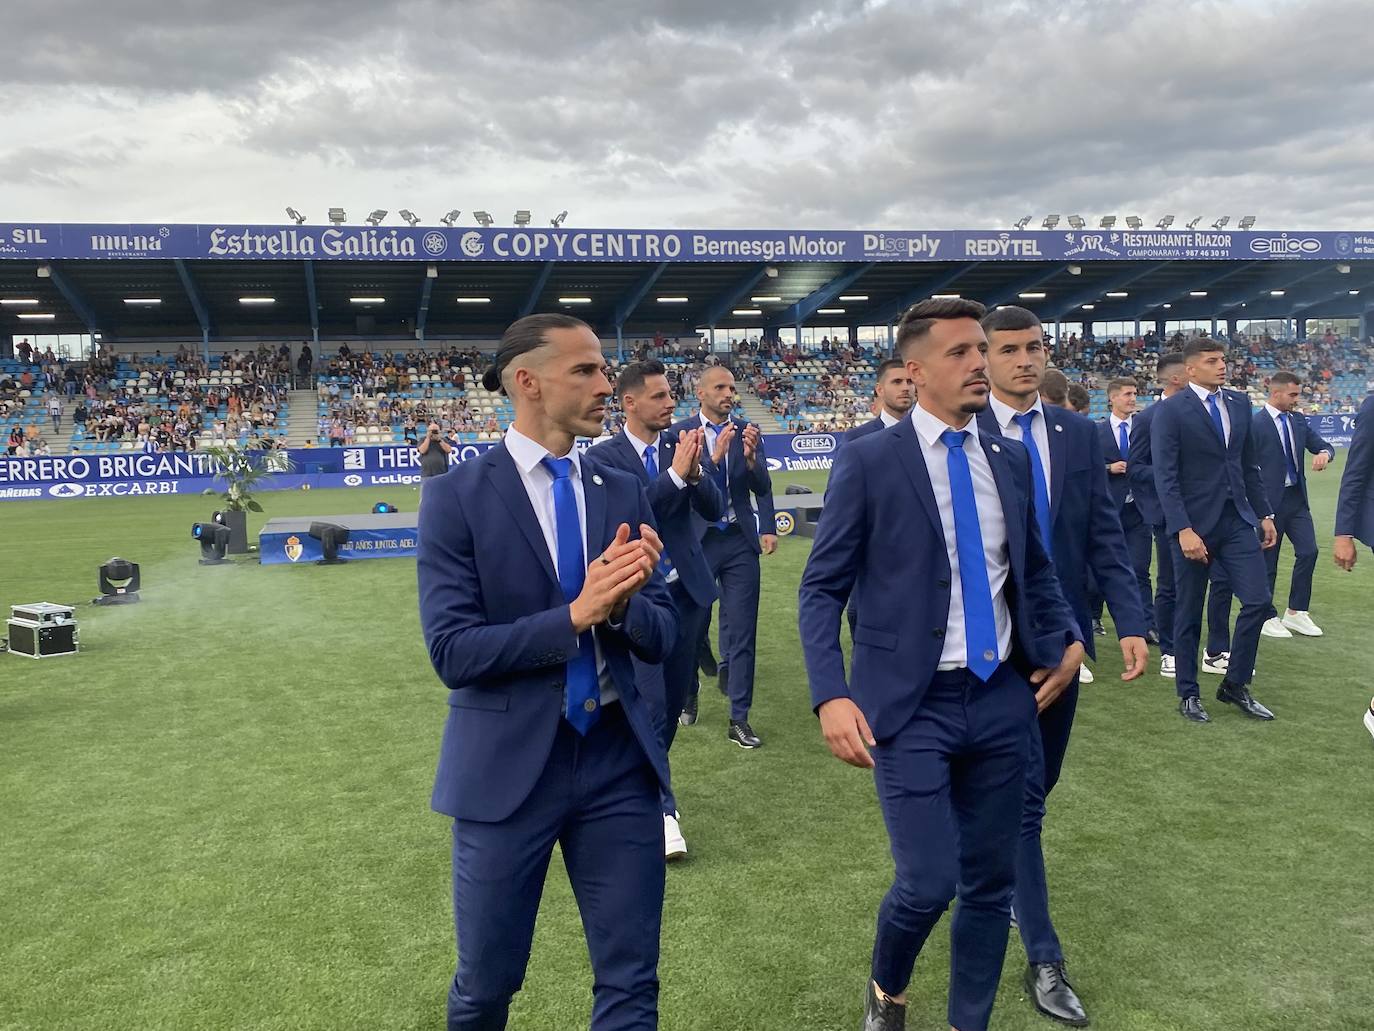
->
[[879, 409, 901, 427], [623, 425, 660, 455], [911, 400, 980, 449], [1110, 411, 1132, 430], [1189, 381, 1221, 403], [988, 393, 1044, 432], [1264, 402, 1286, 420], [699, 411, 730, 432], [505, 425, 581, 477]]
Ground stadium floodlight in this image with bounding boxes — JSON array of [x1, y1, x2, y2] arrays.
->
[[192, 523, 231, 565], [1212, 216, 1230, 229], [1190, 291, 1208, 297], [1099, 215, 1117, 229], [839, 295, 869, 301], [285, 206, 306, 225], [1270, 290, 1285, 297], [366, 209, 388, 226], [1106, 291, 1129, 298], [1157, 215, 1175, 229], [349, 296, 385, 304], [455, 296, 491, 304], [1067, 215, 1086, 230], [473, 210, 495, 227], [1163, 303, 1172, 309], [816, 308, 846, 315], [1081, 304, 1095, 311], [513, 210, 532, 226], [238, 296, 275, 305], [1238, 215, 1256, 230], [1186, 217, 1202, 229], [123, 298, 161, 305], [551, 210, 568, 228], [97, 557, 141, 604], [732, 308, 762, 316], [1042, 215, 1060, 230], [558, 296, 592, 304], [308, 522, 351, 564], [657, 296, 689, 303], [440, 209, 461, 227], [1013, 216, 1032, 230], [328, 207, 346, 224], [1125, 216, 1143, 230], [17, 313, 55, 320], [399, 209, 421, 227], [931, 293, 961, 299], [1019, 292, 1047, 300], [750, 295, 782, 302], [0, 298, 40, 305]]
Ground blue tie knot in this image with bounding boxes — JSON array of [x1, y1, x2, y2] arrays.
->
[[1012, 410, 1036, 433], [939, 428, 968, 451], [643, 443, 656, 459], [541, 455, 573, 480]]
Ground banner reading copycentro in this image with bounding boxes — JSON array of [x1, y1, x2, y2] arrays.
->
[[0, 421, 1358, 502], [3, 224, 1374, 263]]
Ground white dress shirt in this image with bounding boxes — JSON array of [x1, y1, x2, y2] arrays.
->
[[699, 411, 759, 531], [1189, 381, 1231, 445], [1263, 403, 1297, 486], [879, 408, 901, 427], [1108, 412, 1135, 502], [624, 426, 686, 490], [504, 426, 617, 703], [988, 394, 1052, 498], [910, 403, 1014, 671]]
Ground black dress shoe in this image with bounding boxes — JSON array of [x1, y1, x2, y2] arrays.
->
[[1216, 681, 1275, 720], [862, 980, 906, 1030], [1025, 962, 1088, 1027], [1145, 628, 1161, 646], [1091, 619, 1106, 636], [1179, 696, 1211, 722], [728, 720, 761, 749], [697, 640, 718, 677], [679, 694, 698, 727]]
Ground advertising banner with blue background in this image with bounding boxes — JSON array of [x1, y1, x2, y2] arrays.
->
[[0, 421, 1357, 503], [4, 223, 1374, 264]]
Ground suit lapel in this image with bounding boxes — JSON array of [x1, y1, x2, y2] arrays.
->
[[614, 431, 650, 483], [581, 457, 608, 561], [1183, 389, 1226, 453], [979, 433, 1025, 572], [1045, 407, 1068, 521], [1224, 392, 1246, 455], [485, 445, 558, 588], [889, 419, 944, 540]]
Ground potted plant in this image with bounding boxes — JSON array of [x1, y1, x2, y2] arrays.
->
[[200, 439, 294, 554]]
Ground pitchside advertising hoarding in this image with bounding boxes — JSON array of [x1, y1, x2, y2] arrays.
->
[[3, 223, 1374, 263], [0, 415, 1358, 503]]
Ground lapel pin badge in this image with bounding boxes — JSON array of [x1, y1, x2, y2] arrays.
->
[[1054, 424, 1063, 433], [990, 443, 1001, 453], [591, 474, 603, 486]]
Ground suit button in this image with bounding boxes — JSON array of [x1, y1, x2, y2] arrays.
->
[[932, 628, 945, 639], [937, 579, 950, 589], [552, 680, 564, 690], [631, 629, 644, 643]]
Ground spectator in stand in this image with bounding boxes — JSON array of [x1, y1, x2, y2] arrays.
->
[[416, 421, 453, 498], [328, 417, 345, 447], [47, 394, 62, 433], [6, 426, 22, 455], [1067, 383, 1091, 415]]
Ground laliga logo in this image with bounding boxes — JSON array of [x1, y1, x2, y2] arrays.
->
[[422, 231, 448, 256], [793, 434, 836, 454], [48, 482, 85, 498], [344, 474, 363, 486], [1249, 234, 1321, 256], [460, 231, 485, 258]]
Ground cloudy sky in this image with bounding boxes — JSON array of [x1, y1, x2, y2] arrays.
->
[[2, 0, 1371, 230]]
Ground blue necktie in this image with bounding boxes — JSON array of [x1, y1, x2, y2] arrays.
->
[[540, 457, 600, 734], [1117, 419, 1130, 462], [1279, 412, 1300, 485], [1206, 392, 1226, 445], [708, 421, 730, 528], [1012, 411, 1052, 555], [940, 429, 999, 681], [642, 443, 673, 577]]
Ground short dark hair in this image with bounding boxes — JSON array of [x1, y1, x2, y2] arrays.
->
[[980, 305, 1041, 334], [481, 313, 592, 393], [1040, 368, 1070, 405], [1107, 377, 1139, 396], [1182, 338, 1226, 362], [874, 357, 906, 383], [1270, 370, 1301, 388], [1067, 383, 1091, 413], [616, 359, 667, 397], [895, 297, 988, 357], [1156, 351, 1185, 375]]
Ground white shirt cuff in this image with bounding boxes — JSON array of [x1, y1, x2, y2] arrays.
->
[[668, 468, 687, 490]]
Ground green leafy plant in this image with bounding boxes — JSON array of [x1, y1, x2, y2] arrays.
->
[[201, 439, 294, 513]]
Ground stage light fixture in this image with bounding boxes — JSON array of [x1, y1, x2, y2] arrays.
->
[[399, 209, 421, 226], [1067, 215, 1085, 229], [473, 211, 494, 227], [1186, 217, 1202, 229], [1100, 215, 1117, 229], [366, 209, 388, 226], [192, 523, 231, 565], [1238, 215, 1256, 230], [1013, 216, 1032, 230], [1042, 215, 1060, 230], [1126, 215, 1143, 230], [286, 207, 306, 225], [328, 207, 346, 224], [97, 557, 141, 604], [514, 210, 532, 226], [308, 522, 351, 565], [372, 501, 398, 514], [440, 209, 461, 226], [551, 210, 568, 228], [1213, 216, 1230, 229], [1157, 215, 1175, 229]]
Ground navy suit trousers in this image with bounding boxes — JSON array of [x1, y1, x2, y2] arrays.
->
[[871, 665, 1035, 1031], [1265, 485, 1318, 617], [1170, 503, 1271, 698], [698, 524, 761, 722], [447, 705, 663, 1031], [1152, 523, 1233, 657], [1091, 504, 1153, 628]]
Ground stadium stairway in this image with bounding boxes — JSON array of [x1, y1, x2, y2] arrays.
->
[[738, 394, 774, 426], [284, 389, 321, 448]]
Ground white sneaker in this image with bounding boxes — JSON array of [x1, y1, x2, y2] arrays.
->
[[1282, 611, 1323, 637], [1160, 654, 1176, 679], [1261, 617, 1294, 639], [1365, 705, 1374, 742], [664, 813, 687, 862], [1079, 663, 1094, 684], [1201, 651, 1230, 676]]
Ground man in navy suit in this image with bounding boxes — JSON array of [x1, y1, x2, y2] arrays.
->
[[799, 298, 1084, 1031], [1129, 353, 1234, 681], [587, 360, 724, 860], [1251, 371, 1335, 639], [848, 357, 916, 441], [1333, 393, 1374, 739], [418, 313, 678, 1030], [1092, 377, 1156, 641], [672, 365, 775, 748], [979, 306, 1148, 1027], [1151, 337, 1278, 723]]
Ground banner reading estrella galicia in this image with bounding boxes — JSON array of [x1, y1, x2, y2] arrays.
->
[[3, 223, 1374, 263]]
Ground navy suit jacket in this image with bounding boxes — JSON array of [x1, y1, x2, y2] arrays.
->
[[798, 417, 1082, 742], [1096, 416, 1136, 513], [1250, 405, 1334, 507], [585, 431, 725, 609], [418, 442, 677, 823], [1127, 400, 1165, 526], [846, 416, 887, 441], [1336, 394, 1374, 546], [670, 414, 776, 551], [978, 406, 1146, 656], [1151, 387, 1272, 537]]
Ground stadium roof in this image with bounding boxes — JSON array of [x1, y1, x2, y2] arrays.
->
[[3, 223, 1373, 342]]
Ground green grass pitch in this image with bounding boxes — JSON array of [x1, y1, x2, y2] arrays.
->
[[1, 468, 1371, 1030]]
